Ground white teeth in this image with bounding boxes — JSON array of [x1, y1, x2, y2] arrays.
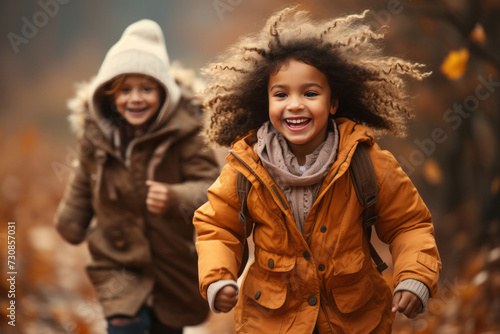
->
[[287, 119, 308, 124]]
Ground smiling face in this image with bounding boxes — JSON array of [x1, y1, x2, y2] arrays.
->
[[267, 59, 338, 163], [113, 74, 163, 128]]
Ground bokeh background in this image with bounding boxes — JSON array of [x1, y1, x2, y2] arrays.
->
[[1, 0, 499, 333]]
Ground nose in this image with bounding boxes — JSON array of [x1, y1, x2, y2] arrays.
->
[[130, 89, 143, 102], [286, 95, 304, 112]]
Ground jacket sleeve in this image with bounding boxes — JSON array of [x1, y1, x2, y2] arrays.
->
[[193, 163, 253, 299], [164, 132, 220, 224], [54, 158, 94, 245], [372, 148, 441, 297]]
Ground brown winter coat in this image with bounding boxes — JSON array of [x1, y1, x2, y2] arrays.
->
[[194, 118, 441, 333], [55, 82, 219, 327]]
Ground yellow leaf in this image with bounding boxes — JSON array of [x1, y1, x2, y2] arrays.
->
[[423, 158, 443, 185], [470, 23, 487, 45], [440, 48, 469, 80]]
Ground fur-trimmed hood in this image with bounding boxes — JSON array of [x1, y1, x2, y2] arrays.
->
[[67, 63, 203, 138], [68, 19, 204, 140]]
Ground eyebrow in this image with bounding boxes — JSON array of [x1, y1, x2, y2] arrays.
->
[[269, 83, 324, 91]]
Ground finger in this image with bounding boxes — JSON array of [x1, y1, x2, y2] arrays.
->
[[148, 186, 168, 197], [218, 293, 237, 303], [217, 297, 237, 308], [147, 207, 162, 215], [146, 180, 168, 192], [397, 293, 412, 313], [409, 302, 422, 318], [148, 183, 168, 192], [219, 298, 237, 308], [400, 294, 417, 316], [407, 304, 420, 319], [146, 194, 167, 204], [147, 192, 167, 202], [215, 298, 237, 312], [146, 202, 164, 214], [146, 198, 166, 208], [392, 292, 401, 313], [216, 304, 233, 313]]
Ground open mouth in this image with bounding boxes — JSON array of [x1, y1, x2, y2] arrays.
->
[[285, 117, 311, 130], [127, 107, 148, 114]]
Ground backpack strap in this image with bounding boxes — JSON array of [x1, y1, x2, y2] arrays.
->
[[236, 171, 251, 277], [349, 142, 388, 273]]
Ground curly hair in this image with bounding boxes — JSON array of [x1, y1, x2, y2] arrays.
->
[[202, 6, 431, 147]]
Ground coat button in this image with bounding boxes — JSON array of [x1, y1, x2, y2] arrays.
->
[[255, 290, 261, 300], [303, 251, 311, 261], [308, 295, 317, 306], [318, 264, 325, 271], [268, 259, 274, 269], [320, 226, 327, 233]]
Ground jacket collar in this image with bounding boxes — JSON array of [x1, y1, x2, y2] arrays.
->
[[228, 118, 376, 210], [229, 118, 374, 169]]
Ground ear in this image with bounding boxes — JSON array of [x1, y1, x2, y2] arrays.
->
[[330, 98, 339, 115]]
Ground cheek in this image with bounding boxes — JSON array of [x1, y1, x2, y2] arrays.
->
[[149, 92, 161, 108], [114, 94, 127, 107], [268, 104, 282, 124]]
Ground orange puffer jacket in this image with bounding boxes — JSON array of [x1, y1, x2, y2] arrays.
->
[[194, 118, 441, 334]]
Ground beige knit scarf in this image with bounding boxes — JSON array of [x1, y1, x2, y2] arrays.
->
[[256, 120, 339, 234]]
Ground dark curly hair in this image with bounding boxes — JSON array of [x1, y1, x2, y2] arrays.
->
[[202, 7, 431, 147]]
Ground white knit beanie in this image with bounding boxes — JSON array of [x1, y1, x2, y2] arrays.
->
[[90, 19, 181, 135]]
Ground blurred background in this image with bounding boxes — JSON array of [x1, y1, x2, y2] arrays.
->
[[0, 0, 499, 333]]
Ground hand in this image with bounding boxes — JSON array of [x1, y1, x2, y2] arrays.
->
[[146, 180, 169, 215], [215, 285, 238, 313], [392, 290, 422, 319]]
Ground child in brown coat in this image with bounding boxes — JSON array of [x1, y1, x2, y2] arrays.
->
[[55, 19, 219, 334]]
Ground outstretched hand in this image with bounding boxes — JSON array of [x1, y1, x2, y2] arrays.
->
[[215, 285, 238, 313], [392, 290, 422, 319], [146, 180, 169, 215]]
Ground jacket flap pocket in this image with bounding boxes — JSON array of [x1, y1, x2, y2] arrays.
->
[[243, 268, 287, 309], [332, 274, 374, 313], [255, 247, 296, 272], [333, 251, 365, 276], [417, 252, 439, 273]]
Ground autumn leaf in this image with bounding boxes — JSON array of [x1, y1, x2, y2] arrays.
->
[[423, 158, 443, 185], [440, 48, 469, 80], [469, 23, 487, 45]]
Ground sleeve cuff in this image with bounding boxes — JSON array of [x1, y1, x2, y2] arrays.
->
[[394, 279, 430, 312], [207, 280, 239, 313]]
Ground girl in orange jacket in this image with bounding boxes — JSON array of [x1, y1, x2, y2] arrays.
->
[[194, 7, 441, 333]]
